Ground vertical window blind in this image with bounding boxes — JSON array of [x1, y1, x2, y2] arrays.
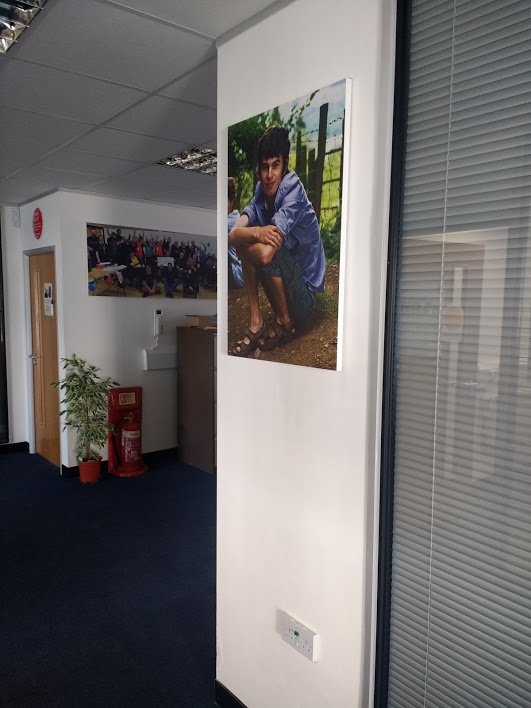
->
[[387, 1, 531, 706]]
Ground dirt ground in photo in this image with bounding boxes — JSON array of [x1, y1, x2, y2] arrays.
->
[[228, 261, 340, 370]]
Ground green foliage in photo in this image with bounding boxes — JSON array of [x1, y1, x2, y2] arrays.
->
[[229, 85, 346, 264]]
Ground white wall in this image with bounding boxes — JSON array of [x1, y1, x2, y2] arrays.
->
[[216, 1, 396, 707], [1, 193, 64, 448], [1, 204, 32, 444], [2, 192, 216, 467]]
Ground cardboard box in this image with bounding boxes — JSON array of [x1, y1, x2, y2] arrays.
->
[[185, 314, 216, 328]]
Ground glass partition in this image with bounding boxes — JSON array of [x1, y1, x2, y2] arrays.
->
[[384, 1, 531, 705]]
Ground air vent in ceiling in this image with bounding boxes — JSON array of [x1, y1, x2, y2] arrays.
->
[[158, 147, 217, 176], [0, 0, 47, 54]]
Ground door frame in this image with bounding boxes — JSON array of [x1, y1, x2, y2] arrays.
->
[[23, 246, 62, 464], [0, 223, 8, 444], [374, 0, 411, 705]]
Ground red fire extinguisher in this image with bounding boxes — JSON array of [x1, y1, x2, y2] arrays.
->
[[119, 420, 143, 475], [108, 387, 147, 477]]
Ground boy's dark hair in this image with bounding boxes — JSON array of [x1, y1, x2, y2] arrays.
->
[[257, 126, 290, 169], [228, 176, 237, 203]]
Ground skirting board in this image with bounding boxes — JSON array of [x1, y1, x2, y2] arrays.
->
[[61, 448, 177, 478], [215, 681, 248, 708], [0, 441, 29, 453]]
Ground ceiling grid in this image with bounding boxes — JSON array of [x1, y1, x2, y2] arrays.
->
[[0, 0, 295, 206]]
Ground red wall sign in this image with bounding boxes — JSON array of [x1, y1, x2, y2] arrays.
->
[[33, 208, 43, 239]]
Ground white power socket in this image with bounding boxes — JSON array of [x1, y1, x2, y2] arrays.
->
[[277, 609, 319, 662]]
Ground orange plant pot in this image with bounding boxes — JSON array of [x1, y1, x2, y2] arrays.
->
[[79, 459, 101, 484]]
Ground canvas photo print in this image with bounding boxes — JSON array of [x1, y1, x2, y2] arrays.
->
[[87, 224, 217, 299], [227, 79, 350, 370]]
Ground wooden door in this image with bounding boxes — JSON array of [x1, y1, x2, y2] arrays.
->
[[29, 252, 60, 465]]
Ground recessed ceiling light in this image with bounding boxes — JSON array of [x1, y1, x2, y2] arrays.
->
[[158, 147, 217, 176], [0, 0, 47, 54]]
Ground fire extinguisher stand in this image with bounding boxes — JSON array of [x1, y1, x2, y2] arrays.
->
[[108, 387, 147, 477]]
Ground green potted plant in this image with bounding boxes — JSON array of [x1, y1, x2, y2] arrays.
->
[[54, 354, 119, 483]]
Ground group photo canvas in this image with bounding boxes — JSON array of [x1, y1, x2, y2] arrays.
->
[[87, 224, 217, 299]]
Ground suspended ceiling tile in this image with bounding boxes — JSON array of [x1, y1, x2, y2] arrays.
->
[[0, 107, 91, 168], [0, 174, 56, 205], [159, 59, 216, 108], [175, 185, 217, 209], [87, 163, 216, 204], [38, 150, 143, 177], [200, 139, 217, 150], [85, 179, 191, 206], [85, 179, 159, 202], [103, 163, 217, 191], [107, 95, 216, 144], [31, 167, 104, 189], [0, 156, 31, 180], [15, 0, 215, 92], [107, 0, 292, 38], [0, 167, 98, 205], [0, 60, 147, 123], [67, 128, 188, 164]]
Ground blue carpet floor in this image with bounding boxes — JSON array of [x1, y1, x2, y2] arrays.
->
[[0, 451, 216, 707]]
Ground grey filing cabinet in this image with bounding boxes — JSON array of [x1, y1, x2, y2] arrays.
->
[[176, 326, 216, 473]]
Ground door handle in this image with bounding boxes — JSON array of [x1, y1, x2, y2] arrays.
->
[[28, 353, 38, 365]]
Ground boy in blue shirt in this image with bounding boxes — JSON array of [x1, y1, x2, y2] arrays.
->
[[227, 177, 244, 289], [229, 126, 325, 356]]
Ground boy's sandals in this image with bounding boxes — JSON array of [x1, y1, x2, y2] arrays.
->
[[258, 320, 296, 351], [232, 325, 266, 357]]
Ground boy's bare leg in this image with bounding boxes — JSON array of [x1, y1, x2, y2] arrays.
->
[[233, 241, 297, 354], [259, 272, 292, 327], [241, 258, 263, 334], [237, 241, 278, 328], [231, 248, 267, 354]]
